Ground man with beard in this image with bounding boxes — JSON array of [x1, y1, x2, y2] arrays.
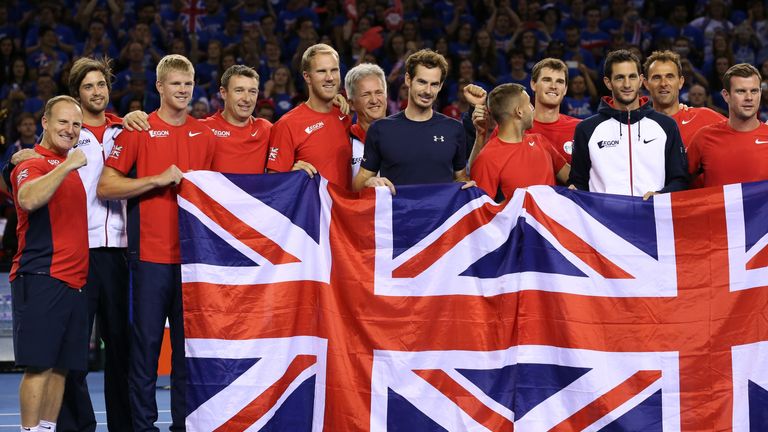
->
[[58, 56, 132, 432], [470, 83, 569, 202], [568, 49, 688, 199], [266, 44, 353, 189], [353, 49, 472, 194], [688, 64, 768, 187], [97, 54, 216, 431], [344, 63, 387, 178]]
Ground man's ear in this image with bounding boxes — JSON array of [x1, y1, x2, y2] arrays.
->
[[603, 76, 612, 92]]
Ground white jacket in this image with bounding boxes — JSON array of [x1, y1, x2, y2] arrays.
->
[[76, 113, 127, 248]]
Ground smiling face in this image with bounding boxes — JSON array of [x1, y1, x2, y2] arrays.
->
[[221, 74, 259, 123], [604, 61, 643, 110], [303, 52, 340, 104], [644, 60, 683, 110], [42, 100, 83, 156], [532, 67, 567, 108], [405, 65, 443, 110], [78, 70, 109, 116], [350, 75, 386, 123], [157, 69, 195, 113]]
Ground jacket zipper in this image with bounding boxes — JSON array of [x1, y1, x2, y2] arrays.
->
[[101, 133, 110, 247], [626, 109, 634, 196]]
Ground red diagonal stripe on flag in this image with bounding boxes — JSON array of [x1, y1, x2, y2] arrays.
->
[[180, 181, 301, 265], [549, 369, 662, 431], [746, 245, 768, 270], [214, 354, 317, 431], [392, 202, 499, 278], [413, 369, 514, 432], [524, 193, 633, 279]]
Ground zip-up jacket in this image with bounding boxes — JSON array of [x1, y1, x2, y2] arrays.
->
[[568, 96, 689, 196], [77, 113, 127, 248]]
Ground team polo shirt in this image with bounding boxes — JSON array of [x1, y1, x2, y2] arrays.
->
[[363, 111, 467, 185], [10, 145, 88, 288], [671, 107, 726, 148], [105, 112, 216, 264], [266, 103, 352, 188], [488, 114, 580, 164], [471, 134, 566, 200], [688, 121, 768, 188], [201, 111, 272, 174]]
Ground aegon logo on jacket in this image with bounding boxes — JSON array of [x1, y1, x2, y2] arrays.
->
[[597, 140, 619, 149]]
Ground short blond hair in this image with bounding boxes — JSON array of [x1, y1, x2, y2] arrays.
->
[[156, 54, 194, 82], [301, 43, 339, 73]]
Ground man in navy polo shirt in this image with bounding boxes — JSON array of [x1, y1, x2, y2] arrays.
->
[[352, 49, 472, 194]]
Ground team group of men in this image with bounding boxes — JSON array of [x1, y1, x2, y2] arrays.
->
[[6, 39, 768, 431]]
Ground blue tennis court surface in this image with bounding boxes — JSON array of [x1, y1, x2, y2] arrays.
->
[[0, 371, 172, 430]]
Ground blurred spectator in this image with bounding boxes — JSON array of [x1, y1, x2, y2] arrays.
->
[[563, 24, 598, 81], [0, 113, 37, 172], [562, 73, 598, 119], [23, 74, 58, 125], [687, 83, 715, 109], [255, 98, 276, 122], [190, 99, 211, 119], [0, 5, 21, 50], [76, 19, 119, 60], [262, 65, 298, 120], [238, 0, 274, 32], [690, 0, 734, 61], [449, 22, 473, 61], [117, 75, 160, 115], [24, 3, 75, 55], [26, 26, 70, 80], [497, 48, 532, 94], [214, 13, 244, 52], [258, 40, 286, 89], [277, 0, 319, 35], [472, 29, 505, 86], [732, 22, 761, 65], [486, 2, 520, 54], [581, 6, 611, 60], [114, 41, 157, 106], [0, 36, 18, 84], [657, 4, 705, 52], [196, 40, 223, 94], [442, 79, 472, 120], [513, 29, 543, 71], [561, 0, 586, 29]]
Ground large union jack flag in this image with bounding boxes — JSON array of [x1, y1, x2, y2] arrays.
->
[[178, 171, 768, 431]]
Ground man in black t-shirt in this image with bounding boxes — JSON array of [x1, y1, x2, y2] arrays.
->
[[352, 49, 473, 194]]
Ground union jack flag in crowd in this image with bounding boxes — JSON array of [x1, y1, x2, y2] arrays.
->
[[179, 0, 207, 34], [177, 171, 768, 431]]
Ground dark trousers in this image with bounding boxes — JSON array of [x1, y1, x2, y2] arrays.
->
[[128, 260, 186, 432], [58, 248, 132, 432]]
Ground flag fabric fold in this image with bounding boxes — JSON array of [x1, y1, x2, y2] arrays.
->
[[178, 171, 768, 431]]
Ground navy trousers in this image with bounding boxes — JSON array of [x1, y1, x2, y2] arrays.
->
[[128, 260, 186, 432], [58, 248, 132, 432]]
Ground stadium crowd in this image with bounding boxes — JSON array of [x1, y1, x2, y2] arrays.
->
[[2, 0, 768, 431]]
